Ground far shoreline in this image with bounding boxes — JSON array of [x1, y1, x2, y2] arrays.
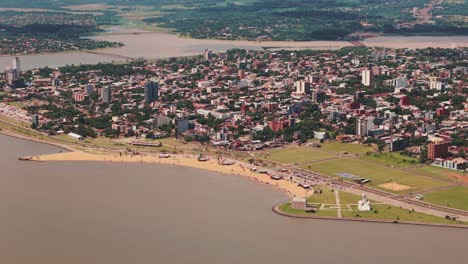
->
[[2, 29, 468, 59]]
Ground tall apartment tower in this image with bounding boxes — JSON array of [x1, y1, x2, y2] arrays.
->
[[144, 80, 159, 104], [356, 117, 373, 137], [101, 86, 112, 103], [204, 49, 213, 61], [13, 57, 20, 75], [361, 67, 373, 86], [428, 142, 449, 160], [295, 80, 311, 94]]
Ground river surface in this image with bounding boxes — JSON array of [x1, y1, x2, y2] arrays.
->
[[0, 134, 467, 264], [1, 30, 467, 70]]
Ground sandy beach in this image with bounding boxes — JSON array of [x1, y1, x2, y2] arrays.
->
[[31, 151, 312, 198]]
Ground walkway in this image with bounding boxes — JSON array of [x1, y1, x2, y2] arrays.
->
[[335, 189, 342, 218]]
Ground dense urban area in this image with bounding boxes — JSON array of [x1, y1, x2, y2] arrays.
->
[[1, 46, 467, 167]]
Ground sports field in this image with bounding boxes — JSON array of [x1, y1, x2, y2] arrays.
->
[[423, 186, 468, 211], [266, 147, 335, 164], [301, 158, 449, 194]]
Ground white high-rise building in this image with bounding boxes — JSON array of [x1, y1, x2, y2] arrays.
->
[[13, 57, 20, 74], [361, 68, 373, 86], [356, 117, 374, 137], [392, 75, 408, 88], [294, 80, 311, 94]]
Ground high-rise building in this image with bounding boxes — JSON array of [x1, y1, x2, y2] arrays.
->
[[392, 75, 408, 88], [361, 68, 373, 86], [204, 49, 213, 61], [428, 142, 449, 160], [294, 80, 311, 94], [31, 114, 39, 128], [311, 90, 326, 103], [52, 78, 60, 87], [356, 117, 373, 137], [13, 57, 20, 76], [101, 86, 112, 103], [85, 84, 94, 94], [176, 118, 189, 134], [5, 67, 17, 85], [144, 80, 159, 104]]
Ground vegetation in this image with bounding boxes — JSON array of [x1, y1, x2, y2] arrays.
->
[[266, 147, 334, 164], [302, 158, 448, 194], [0, 11, 121, 55], [363, 152, 419, 168], [423, 186, 468, 211], [342, 204, 466, 225], [1, 0, 467, 42], [278, 203, 466, 225]]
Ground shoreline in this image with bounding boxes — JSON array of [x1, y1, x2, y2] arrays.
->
[[27, 150, 313, 199], [3, 126, 468, 225], [2, 29, 468, 58], [272, 204, 468, 229]]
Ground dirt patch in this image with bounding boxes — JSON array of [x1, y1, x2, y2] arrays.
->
[[449, 172, 468, 184], [378, 182, 411, 191]]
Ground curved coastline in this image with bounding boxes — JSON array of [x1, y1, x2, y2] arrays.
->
[[272, 204, 468, 229]]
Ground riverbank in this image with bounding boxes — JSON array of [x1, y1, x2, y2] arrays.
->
[[29, 151, 312, 199]]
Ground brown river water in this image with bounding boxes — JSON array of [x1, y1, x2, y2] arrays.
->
[[1, 30, 467, 70], [0, 134, 467, 264]]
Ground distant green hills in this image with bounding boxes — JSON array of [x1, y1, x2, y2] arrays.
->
[[1, 0, 467, 41]]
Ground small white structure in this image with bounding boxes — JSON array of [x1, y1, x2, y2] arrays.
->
[[357, 194, 371, 211], [291, 197, 307, 209], [68, 132, 84, 140]]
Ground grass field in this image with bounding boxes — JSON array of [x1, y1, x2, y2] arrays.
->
[[409, 165, 467, 183], [278, 203, 466, 225], [278, 203, 338, 217], [423, 186, 468, 211], [307, 186, 363, 205], [266, 147, 335, 164], [361, 152, 419, 168], [342, 204, 466, 225], [309, 141, 374, 154], [302, 158, 448, 194]]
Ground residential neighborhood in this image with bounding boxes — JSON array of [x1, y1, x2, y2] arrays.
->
[[1, 47, 467, 171]]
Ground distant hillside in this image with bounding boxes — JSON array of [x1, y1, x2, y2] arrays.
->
[[1, 0, 467, 41]]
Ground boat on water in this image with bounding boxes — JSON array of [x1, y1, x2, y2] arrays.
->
[[18, 156, 32, 161]]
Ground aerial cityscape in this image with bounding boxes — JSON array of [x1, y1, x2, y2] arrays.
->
[[0, 0, 467, 263]]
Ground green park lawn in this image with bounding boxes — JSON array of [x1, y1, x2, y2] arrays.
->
[[266, 147, 335, 164], [310, 141, 374, 154], [361, 152, 419, 168], [278, 203, 466, 225], [307, 186, 363, 205], [342, 204, 466, 225], [423, 186, 468, 211], [409, 165, 466, 183], [278, 203, 338, 217], [302, 158, 448, 194]]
